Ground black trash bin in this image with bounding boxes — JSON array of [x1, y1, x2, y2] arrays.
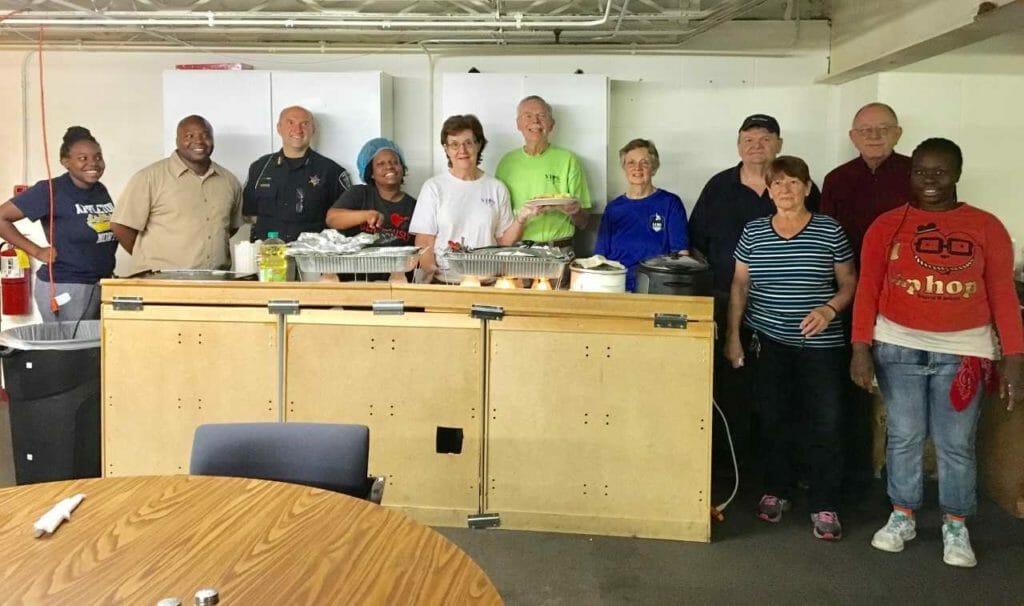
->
[[0, 321, 101, 484]]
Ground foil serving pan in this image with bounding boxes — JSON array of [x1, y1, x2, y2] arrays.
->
[[444, 247, 570, 280], [291, 246, 421, 274]]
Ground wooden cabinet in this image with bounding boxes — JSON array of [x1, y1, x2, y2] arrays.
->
[[101, 279, 714, 541]]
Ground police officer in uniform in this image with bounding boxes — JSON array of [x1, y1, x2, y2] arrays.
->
[[243, 106, 351, 242]]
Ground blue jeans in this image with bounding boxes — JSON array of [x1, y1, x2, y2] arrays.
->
[[873, 342, 983, 516]]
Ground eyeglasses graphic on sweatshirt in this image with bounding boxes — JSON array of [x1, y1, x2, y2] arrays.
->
[[914, 237, 973, 257]]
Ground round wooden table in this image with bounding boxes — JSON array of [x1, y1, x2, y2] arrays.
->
[[0, 475, 502, 604]]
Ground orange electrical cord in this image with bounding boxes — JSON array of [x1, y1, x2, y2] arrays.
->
[[36, 26, 58, 314]]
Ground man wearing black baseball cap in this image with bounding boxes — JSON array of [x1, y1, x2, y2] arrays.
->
[[739, 113, 781, 135], [688, 113, 821, 474]]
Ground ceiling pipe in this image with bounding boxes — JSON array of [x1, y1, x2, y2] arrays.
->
[[0, 0, 780, 51], [0, 2, 762, 39], [584, 0, 632, 42], [0, 26, 714, 39], [1, 1, 621, 29], [1, 5, 725, 24], [0, 40, 795, 57]]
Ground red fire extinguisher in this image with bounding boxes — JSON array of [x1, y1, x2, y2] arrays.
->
[[0, 244, 32, 316]]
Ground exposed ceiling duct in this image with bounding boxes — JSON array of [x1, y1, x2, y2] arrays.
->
[[0, 0, 829, 52]]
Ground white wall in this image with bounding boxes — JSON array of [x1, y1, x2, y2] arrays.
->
[[0, 48, 837, 211], [2, 24, 1023, 319], [435, 53, 836, 206], [822, 32, 1024, 258], [876, 70, 1024, 254], [0, 44, 839, 304]]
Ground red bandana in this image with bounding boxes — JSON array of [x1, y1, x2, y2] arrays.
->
[[950, 356, 999, 412]]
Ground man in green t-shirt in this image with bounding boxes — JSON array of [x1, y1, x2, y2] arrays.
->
[[495, 95, 592, 245]]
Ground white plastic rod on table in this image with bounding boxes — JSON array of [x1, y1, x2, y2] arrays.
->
[[33, 493, 86, 538]]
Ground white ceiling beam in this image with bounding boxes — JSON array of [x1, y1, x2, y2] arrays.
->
[[823, 0, 1024, 83]]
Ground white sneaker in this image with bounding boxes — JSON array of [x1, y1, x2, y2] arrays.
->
[[871, 511, 917, 552], [942, 519, 977, 568]]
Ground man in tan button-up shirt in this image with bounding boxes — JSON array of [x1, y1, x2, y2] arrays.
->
[[112, 115, 242, 273]]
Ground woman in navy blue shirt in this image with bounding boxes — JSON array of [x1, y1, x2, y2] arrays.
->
[[594, 138, 689, 291], [0, 126, 116, 321]]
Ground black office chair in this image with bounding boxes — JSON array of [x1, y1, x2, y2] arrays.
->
[[189, 422, 385, 503]]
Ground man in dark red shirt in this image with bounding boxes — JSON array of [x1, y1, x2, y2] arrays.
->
[[821, 103, 912, 263], [821, 102, 912, 495]]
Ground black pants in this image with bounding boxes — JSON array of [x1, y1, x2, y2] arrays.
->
[[754, 335, 845, 512], [839, 313, 874, 489], [712, 300, 755, 472]]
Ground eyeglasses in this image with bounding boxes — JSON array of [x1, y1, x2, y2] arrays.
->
[[519, 111, 550, 121], [445, 140, 478, 151], [852, 125, 897, 137], [624, 160, 653, 169]]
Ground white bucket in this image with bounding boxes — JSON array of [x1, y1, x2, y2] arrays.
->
[[570, 264, 626, 293]]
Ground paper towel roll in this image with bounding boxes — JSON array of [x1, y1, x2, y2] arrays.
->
[[233, 241, 259, 274]]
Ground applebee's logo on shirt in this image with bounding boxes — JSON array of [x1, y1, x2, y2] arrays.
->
[[77, 202, 115, 242]]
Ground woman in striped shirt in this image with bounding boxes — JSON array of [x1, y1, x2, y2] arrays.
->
[[725, 155, 857, 541]]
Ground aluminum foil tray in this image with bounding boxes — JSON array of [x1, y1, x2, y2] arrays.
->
[[142, 270, 257, 281], [444, 248, 570, 279], [291, 247, 421, 274]]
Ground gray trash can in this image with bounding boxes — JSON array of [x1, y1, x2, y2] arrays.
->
[[0, 321, 101, 484]]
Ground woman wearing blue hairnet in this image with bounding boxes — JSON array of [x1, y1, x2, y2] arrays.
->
[[327, 137, 417, 248]]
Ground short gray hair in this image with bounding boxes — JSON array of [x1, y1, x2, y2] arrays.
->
[[618, 138, 660, 171], [517, 95, 554, 118], [853, 102, 899, 125]]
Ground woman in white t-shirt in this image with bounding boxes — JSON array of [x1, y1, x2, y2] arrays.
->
[[409, 114, 536, 283]]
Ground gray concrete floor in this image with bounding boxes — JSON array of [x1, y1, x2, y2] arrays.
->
[[1, 407, 1019, 604], [438, 480, 1024, 605]]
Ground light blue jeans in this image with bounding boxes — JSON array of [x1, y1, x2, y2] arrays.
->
[[873, 341, 982, 516]]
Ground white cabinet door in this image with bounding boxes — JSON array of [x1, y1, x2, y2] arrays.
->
[[270, 71, 394, 184], [441, 73, 609, 210], [163, 70, 394, 187], [162, 70, 274, 184]]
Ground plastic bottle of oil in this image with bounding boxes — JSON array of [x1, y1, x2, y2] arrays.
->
[[258, 231, 288, 282]]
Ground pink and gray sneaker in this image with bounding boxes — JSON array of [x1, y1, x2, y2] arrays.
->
[[757, 494, 790, 523], [811, 511, 842, 541]]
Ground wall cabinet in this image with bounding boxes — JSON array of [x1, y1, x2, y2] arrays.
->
[[162, 70, 394, 185]]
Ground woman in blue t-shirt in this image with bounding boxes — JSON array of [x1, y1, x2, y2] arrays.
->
[[594, 138, 689, 291], [0, 126, 117, 322]]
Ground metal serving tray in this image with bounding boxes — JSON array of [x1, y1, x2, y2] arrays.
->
[[291, 246, 421, 274], [444, 247, 570, 279], [140, 270, 257, 281]]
